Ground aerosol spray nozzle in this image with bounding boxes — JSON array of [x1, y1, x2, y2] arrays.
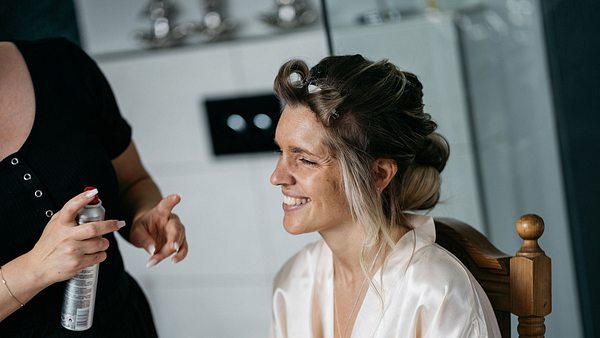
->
[[83, 186, 100, 205]]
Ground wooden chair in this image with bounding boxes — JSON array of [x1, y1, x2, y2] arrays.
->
[[434, 214, 551, 338]]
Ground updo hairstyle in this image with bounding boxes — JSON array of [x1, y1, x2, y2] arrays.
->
[[273, 55, 449, 247]]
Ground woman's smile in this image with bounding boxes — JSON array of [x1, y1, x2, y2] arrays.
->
[[282, 194, 311, 210]]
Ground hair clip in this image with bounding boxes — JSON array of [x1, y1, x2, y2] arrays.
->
[[331, 109, 339, 119], [288, 72, 303, 88], [307, 83, 322, 93]]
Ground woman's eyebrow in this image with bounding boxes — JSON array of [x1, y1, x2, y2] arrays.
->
[[293, 146, 335, 164], [289, 146, 317, 157], [274, 139, 320, 157]]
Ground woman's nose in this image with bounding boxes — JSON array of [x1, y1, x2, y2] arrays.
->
[[270, 158, 293, 186]]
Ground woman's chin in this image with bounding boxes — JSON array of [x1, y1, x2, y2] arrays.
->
[[283, 222, 308, 235]]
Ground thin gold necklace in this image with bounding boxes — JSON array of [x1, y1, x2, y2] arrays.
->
[[333, 243, 384, 338]]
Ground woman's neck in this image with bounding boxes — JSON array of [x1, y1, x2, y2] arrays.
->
[[322, 219, 412, 338], [321, 223, 379, 284], [321, 221, 410, 284]]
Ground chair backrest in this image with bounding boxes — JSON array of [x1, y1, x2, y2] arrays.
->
[[434, 214, 552, 338]]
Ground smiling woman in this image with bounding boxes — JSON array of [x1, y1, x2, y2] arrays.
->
[[268, 55, 501, 338], [271, 105, 350, 236]]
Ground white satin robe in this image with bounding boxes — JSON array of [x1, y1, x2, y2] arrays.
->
[[269, 214, 501, 338]]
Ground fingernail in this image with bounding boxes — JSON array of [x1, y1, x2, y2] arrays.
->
[[171, 256, 179, 264], [176, 193, 182, 199], [146, 259, 158, 268], [146, 244, 155, 256], [84, 188, 99, 198], [173, 242, 180, 252], [117, 221, 126, 229]]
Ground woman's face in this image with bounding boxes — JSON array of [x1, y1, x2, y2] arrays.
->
[[270, 105, 352, 235]]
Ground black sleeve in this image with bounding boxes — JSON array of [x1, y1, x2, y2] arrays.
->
[[58, 38, 132, 159]]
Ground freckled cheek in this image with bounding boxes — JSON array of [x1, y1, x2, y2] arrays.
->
[[301, 171, 347, 207], [318, 179, 348, 210], [329, 178, 343, 193]]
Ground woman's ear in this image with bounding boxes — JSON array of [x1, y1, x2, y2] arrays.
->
[[373, 158, 397, 192]]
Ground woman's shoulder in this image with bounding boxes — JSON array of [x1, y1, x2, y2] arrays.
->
[[12, 37, 94, 82], [272, 240, 325, 291], [397, 243, 501, 336], [406, 242, 480, 297], [399, 215, 479, 293], [13, 37, 81, 58]]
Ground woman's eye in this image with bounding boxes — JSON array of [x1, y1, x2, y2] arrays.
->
[[300, 158, 317, 166]]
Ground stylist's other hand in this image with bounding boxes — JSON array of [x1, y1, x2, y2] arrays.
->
[[129, 194, 188, 267], [28, 189, 125, 287]]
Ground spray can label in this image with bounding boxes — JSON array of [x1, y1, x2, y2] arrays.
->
[[60, 187, 105, 331], [60, 265, 99, 330]]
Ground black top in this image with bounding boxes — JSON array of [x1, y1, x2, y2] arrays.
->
[[0, 38, 133, 333]]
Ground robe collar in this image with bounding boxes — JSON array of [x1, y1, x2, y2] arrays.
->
[[314, 214, 435, 338]]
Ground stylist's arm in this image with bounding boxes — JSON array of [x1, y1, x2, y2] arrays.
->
[[112, 141, 188, 268], [0, 189, 124, 321]]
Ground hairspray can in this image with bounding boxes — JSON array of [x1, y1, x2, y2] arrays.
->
[[60, 187, 104, 331]]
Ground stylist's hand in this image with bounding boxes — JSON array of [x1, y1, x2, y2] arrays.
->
[[129, 194, 188, 267], [29, 189, 125, 286]]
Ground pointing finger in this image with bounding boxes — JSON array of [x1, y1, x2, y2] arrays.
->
[[156, 193, 181, 217], [146, 214, 185, 267]]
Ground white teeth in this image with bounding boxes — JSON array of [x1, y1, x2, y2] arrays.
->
[[283, 195, 309, 206]]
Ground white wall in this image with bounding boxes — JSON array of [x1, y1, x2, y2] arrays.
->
[[97, 30, 327, 338]]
